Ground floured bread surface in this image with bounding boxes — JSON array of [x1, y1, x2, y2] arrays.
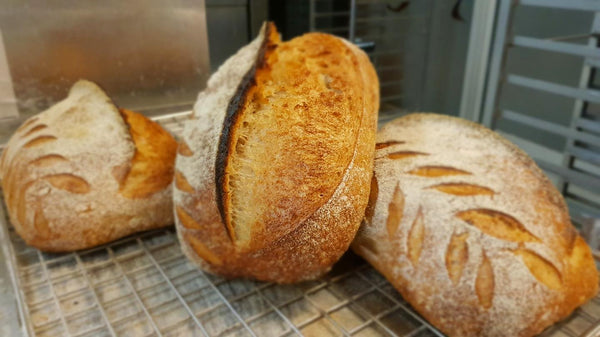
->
[[0, 80, 176, 251], [352, 113, 598, 337], [224, 26, 365, 251], [174, 22, 379, 283]]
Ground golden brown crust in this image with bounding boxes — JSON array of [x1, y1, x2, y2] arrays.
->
[[174, 22, 379, 283], [118, 108, 177, 199], [1, 80, 175, 252], [224, 28, 367, 251], [352, 113, 598, 337]]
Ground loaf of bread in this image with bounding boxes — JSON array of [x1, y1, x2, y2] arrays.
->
[[174, 22, 379, 283], [0, 80, 177, 251], [352, 113, 598, 337]]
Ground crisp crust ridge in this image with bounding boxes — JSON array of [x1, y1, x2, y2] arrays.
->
[[215, 22, 278, 242], [118, 108, 177, 199]]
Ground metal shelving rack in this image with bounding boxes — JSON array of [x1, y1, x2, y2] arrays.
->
[[479, 0, 600, 227]]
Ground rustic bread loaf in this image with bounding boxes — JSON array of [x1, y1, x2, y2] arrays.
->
[[0, 80, 177, 251], [174, 22, 379, 283], [352, 113, 598, 337]]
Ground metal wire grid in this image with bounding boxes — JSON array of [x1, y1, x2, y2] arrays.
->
[[5, 200, 600, 337], [1, 113, 599, 337], [2, 215, 446, 337]]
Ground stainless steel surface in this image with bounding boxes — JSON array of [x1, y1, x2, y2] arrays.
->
[[348, 0, 357, 42], [506, 74, 600, 104], [249, 0, 269, 38], [582, 218, 600, 257], [512, 35, 600, 58], [557, 10, 597, 198], [519, 0, 600, 11], [481, 0, 513, 128], [535, 159, 600, 193], [0, 0, 210, 120], [206, 0, 252, 73], [500, 110, 600, 152], [458, 0, 497, 122], [0, 33, 18, 120], [458, 0, 498, 122]]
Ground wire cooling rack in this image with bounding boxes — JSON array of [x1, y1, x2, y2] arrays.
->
[[1, 112, 600, 337], [0, 216, 445, 337]]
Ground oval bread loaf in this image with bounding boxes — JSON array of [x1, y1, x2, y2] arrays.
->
[[174, 22, 379, 283], [352, 113, 598, 337], [0, 80, 177, 251]]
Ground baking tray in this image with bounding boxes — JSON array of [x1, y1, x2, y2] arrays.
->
[[1, 112, 600, 337]]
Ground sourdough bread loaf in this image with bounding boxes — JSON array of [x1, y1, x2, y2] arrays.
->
[[0, 80, 177, 251], [352, 113, 598, 337], [174, 22, 379, 283]]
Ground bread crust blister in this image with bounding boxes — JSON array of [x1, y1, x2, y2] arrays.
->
[[174, 22, 379, 283], [352, 113, 598, 337], [1, 80, 177, 251]]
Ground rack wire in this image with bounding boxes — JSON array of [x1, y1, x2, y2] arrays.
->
[[1, 112, 600, 337]]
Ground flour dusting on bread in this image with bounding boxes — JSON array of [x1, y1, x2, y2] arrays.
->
[[1, 80, 176, 251], [174, 22, 379, 283], [353, 113, 598, 337]]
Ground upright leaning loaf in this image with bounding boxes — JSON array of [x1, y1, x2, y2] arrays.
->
[[174, 22, 379, 283]]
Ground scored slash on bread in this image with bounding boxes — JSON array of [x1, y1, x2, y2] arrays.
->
[[174, 22, 379, 283], [0, 80, 177, 251], [118, 108, 177, 198], [352, 113, 598, 337]]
